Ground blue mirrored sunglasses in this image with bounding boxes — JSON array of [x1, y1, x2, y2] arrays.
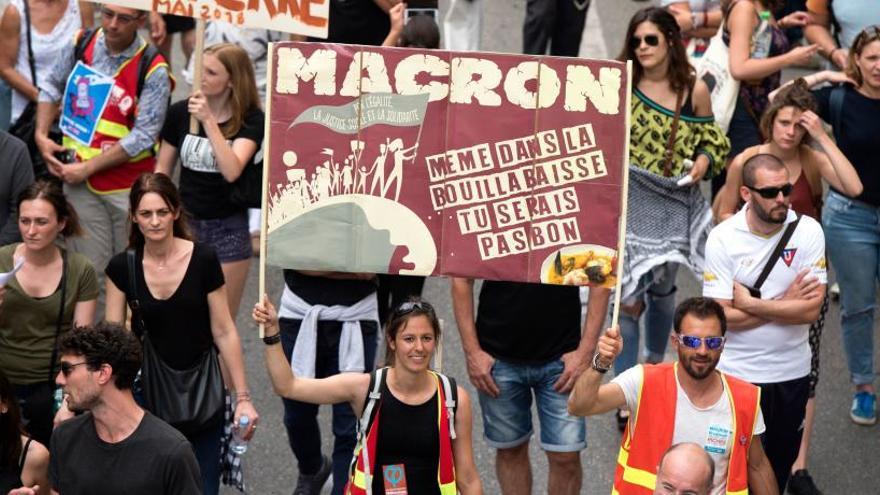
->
[[677, 335, 725, 350]]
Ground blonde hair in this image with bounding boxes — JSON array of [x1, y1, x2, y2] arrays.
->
[[203, 43, 261, 139], [846, 26, 880, 88]]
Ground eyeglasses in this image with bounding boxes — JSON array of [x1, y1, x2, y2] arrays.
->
[[101, 8, 141, 25], [59, 361, 90, 377], [677, 335, 725, 350], [629, 34, 660, 50], [393, 301, 435, 318], [746, 183, 793, 199]]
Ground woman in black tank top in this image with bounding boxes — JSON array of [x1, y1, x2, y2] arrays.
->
[[253, 297, 483, 494], [0, 370, 49, 494]]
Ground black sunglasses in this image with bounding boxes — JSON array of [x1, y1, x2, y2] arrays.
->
[[393, 301, 435, 318], [747, 183, 793, 199], [630, 34, 660, 50], [59, 361, 90, 377]]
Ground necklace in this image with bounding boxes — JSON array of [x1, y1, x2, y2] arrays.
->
[[149, 244, 175, 271]]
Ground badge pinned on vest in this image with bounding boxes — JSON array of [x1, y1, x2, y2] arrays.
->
[[60, 61, 114, 146], [382, 464, 408, 495], [781, 248, 798, 267]]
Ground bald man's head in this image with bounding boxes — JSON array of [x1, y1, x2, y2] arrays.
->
[[653, 443, 715, 495]]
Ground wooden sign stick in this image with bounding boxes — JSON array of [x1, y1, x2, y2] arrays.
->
[[189, 19, 206, 134], [257, 43, 276, 339], [610, 60, 634, 329]]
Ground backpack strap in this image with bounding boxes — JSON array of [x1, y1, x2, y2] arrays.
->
[[136, 43, 160, 98], [354, 367, 387, 495], [73, 28, 98, 63], [436, 371, 458, 440]]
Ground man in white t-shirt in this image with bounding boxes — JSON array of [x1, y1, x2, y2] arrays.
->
[[703, 153, 826, 493], [568, 297, 777, 495]]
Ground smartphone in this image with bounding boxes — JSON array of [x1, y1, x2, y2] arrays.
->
[[405, 0, 438, 23], [405, 8, 438, 22], [54, 149, 76, 164]]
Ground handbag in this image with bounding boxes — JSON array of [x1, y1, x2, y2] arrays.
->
[[7, 0, 60, 179], [126, 249, 225, 435], [696, 25, 739, 133]]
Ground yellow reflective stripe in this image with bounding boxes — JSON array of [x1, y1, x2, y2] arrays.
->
[[62, 137, 101, 160], [727, 489, 749, 495], [616, 448, 656, 490], [96, 119, 130, 139], [439, 481, 456, 495], [352, 468, 366, 488]]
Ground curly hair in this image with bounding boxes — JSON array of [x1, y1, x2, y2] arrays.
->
[[58, 322, 142, 390], [759, 78, 817, 143]]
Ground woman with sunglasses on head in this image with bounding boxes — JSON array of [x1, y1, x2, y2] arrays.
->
[[104, 172, 259, 495], [713, 80, 861, 494], [156, 42, 264, 322], [614, 7, 730, 431], [253, 297, 483, 495], [778, 26, 880, 427], [0, 180, 97, 447], [715, 0, 816, 195], [0, 369, 49, 495]]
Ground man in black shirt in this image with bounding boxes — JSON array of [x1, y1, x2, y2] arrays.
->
[[452, 279, 609, 495], [12, 323, 201, 495]]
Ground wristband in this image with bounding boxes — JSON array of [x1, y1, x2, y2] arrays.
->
[[262, 333, 282, 346], [591, 353, 612, 374], [234, 391, 252, 404]]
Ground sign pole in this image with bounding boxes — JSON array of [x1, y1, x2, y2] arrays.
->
[[257, 43, 275, 339], [610, 60, 633, 329], [189, 19, 206, 134]]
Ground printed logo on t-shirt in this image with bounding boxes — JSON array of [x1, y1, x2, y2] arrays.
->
[[781, 248, 797, 267], [180, 134, 227, 174], [704, 423, 731, 454]]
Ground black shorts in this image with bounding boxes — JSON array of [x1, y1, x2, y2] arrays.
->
[[756, 375, 810, 493], [162, 14, 195, 34]]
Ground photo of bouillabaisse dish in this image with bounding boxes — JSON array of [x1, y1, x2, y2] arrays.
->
[[541, 244, 617, 288]]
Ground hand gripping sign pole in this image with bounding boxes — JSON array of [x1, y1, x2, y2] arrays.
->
[[258, 44, 276, 338]]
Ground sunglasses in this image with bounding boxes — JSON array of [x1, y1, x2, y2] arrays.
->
[[59, 361, 90, 377], [101, 8, 141, 25], [630, 34, 660, 50], [677, 335, 725, 350], [393, 301, 435, 318], [747, 183, 793, 199]]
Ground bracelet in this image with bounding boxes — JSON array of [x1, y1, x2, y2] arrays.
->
[[234, 391, 252, 404], [829, 47, 841, 61], [262, 333, 282, 346], [591, 353, 612, 374]]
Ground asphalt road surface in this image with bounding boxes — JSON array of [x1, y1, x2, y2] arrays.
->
[[3, 0, 873, 492]]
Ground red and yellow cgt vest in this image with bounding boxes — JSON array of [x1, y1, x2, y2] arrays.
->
[[613, 362, 761, 495], [346, 368, 457, 495], [63, 28, 171, 194]]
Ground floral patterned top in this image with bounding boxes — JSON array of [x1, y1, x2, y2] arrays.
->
[[629, 87, 731, 178]]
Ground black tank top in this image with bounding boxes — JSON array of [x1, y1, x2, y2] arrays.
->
[[371, 381, 441, 495], [0, 438, 32, 492]]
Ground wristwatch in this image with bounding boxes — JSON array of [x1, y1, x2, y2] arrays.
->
[[591, 353, 612, 374], [262, 333, 282, 346]]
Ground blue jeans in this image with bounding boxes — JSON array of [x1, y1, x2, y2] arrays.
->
[[613, 263, 679, 375], [823, 190, 880, 386], [185, 422, 224, 495], [280, 317, 379, 495], [478, 358, 586, 452]]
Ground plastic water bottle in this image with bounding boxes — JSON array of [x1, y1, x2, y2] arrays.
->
[[752, 11, 773, 59], [231, 416, 250, 455]]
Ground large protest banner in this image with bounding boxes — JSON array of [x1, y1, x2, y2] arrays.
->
[[262, 42, 631, 287], [105, 0, 329, 37]]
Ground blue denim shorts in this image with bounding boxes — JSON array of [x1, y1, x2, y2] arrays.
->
[[478, 358, 587, 452], [189, 212, 252, 263]]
